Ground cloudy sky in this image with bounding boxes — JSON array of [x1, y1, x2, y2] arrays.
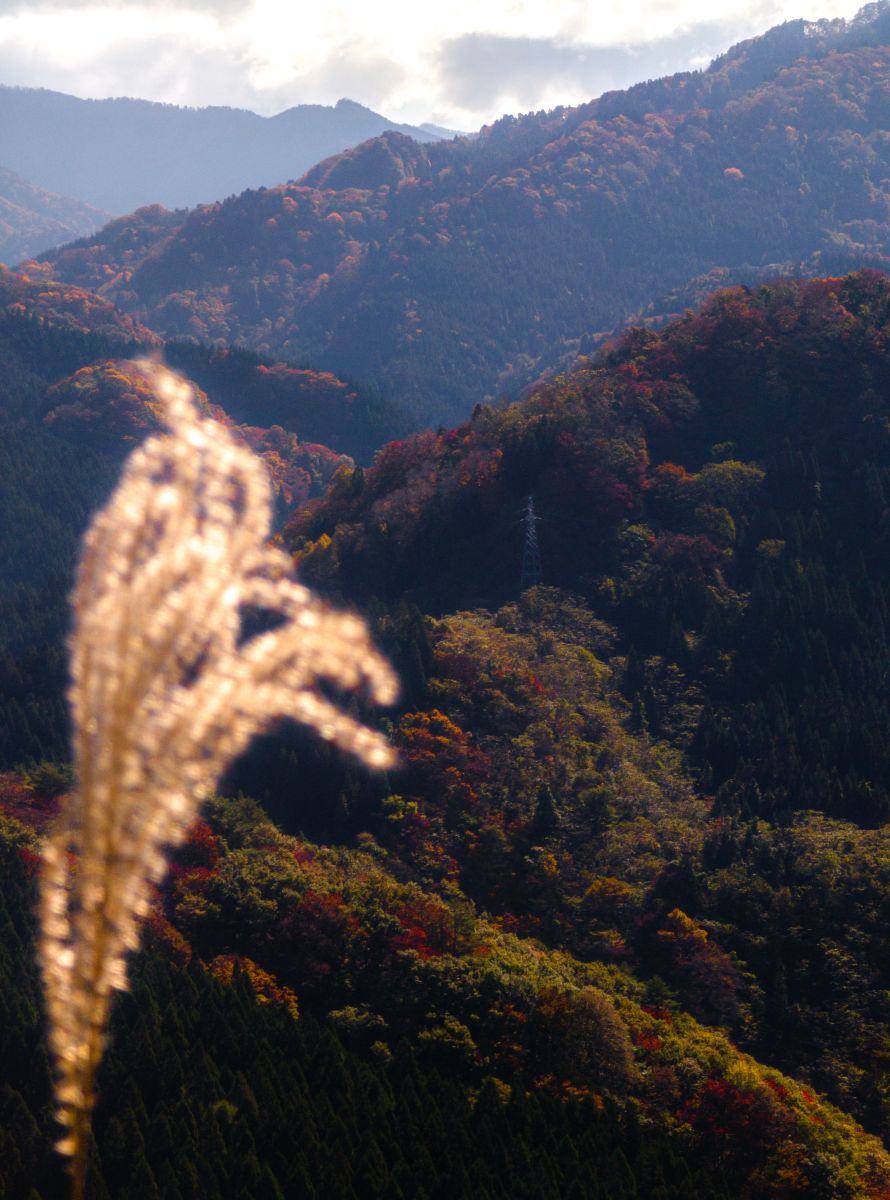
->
[[0, 0, 871, 129]]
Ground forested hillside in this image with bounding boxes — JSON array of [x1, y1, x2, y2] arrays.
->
[[0, 266, 402, 769], [7, 270, 890, 1194], [9, 788, 885, 1200], [273, 271, 890, 1148], [0, 167, 108, 265], [290, 271, 890, 826], [36, 2, 890, 426]]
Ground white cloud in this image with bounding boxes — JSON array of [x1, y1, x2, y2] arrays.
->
[[0, 6, 224, 70], [0, 0, 870, 126]]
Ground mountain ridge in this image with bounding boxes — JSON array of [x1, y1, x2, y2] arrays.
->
[[0, 86, 452, 215], [37, 3, 890, 427]]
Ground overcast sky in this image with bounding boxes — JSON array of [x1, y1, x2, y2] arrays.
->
[[0, 0, 870, 129]]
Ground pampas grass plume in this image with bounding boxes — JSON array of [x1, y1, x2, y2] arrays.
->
[[38, 361, 397, 1198]]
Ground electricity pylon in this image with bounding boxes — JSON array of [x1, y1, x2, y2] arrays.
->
[[520, 495, 542, 590]]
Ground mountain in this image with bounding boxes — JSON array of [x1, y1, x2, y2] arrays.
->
[[289, 269, 890, 829], [0, 262, 408, 460], [8, 272, 890, 1196], [13, 11, 890, 1192], [0, 88, 452, 216], [38, 2, 890, 427], [419, 120, 468, 138], [0, 165, 109, 264], [281, 269, 890, 1144], [0, 264, 407, 768]]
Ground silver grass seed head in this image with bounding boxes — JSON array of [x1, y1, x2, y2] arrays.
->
[[39, 359, 397, 1177]]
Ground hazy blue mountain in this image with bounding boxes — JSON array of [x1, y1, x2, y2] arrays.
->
[[0, 89, 450, 215], [0, 165, 109, 264], [419, 121, 467, 139]]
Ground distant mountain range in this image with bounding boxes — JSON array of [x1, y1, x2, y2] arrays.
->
[[36, 2, 890, 427], [0, 89, 454, 215], [0, 165, 109, 264]]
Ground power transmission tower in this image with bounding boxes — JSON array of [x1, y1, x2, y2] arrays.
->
[[520, 495, 542, 590]]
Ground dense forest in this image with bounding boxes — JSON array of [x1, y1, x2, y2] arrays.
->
[[282, 269, 890, 1150], [8, 268, 890, 1194], [6, 798, 873, 1200], [33, 3, 890, 426], [0, 265, 405, 769]]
